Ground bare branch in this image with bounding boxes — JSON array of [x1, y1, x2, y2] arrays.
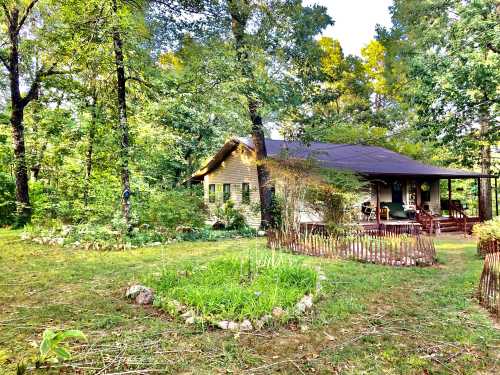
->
[[16, 0, 39, 32]]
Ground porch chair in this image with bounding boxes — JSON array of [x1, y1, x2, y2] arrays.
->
[[361, 202, 376, 221]]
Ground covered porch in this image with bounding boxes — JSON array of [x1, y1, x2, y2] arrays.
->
[[359, 174, 494, 234]]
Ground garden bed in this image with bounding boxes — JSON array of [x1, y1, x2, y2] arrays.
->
[[147, 254, 320, 329]]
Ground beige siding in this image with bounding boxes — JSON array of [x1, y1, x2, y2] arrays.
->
[[204, 145, 261, 228]]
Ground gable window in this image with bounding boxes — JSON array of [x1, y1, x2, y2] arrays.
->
[[223, 184, 231, 202], [242, 183, 250, 204], [208, 184, 216, 203]]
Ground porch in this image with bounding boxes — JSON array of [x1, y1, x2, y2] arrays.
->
[[359, 176, 489, 234]]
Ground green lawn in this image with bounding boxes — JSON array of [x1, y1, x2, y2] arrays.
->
[[0, 229, 498, 374]]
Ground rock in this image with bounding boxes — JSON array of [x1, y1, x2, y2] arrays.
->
[[176, 226, 194, 233], [135, 289, 154, 305], [55, 237, 64, 246], [227, 321, 239, 331], [296, 295, 313, 313], [181, 310, 194, 318], [126, 284, 154, 305], [125, 284, 148, 299], [150, 242, 162, 247], [218, 320, 230, 330], [20, 232, 30, 241], [261, 314, 272, 323], [240, 319, 253, 331], [185, 316, 196, 325], [272, 307, 284, 318], [257, 230, 266, 237], [170, 300, 185, 313]]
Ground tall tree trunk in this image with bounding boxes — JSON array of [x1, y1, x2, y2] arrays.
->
[[229, 0, 273, 228], [84, 95, 97, 207], [7, 8, 31, 226], [112, 0, 131, 228], [478, 108, 492, 221]]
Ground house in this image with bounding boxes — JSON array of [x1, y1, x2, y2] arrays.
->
[[188, 137, 493, 233]]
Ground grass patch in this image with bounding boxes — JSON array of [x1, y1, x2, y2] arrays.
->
[[0, 231, 498, 374], [150, 254, 317, 322]]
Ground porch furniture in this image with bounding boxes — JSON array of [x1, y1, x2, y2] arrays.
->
[[361, 202, 376, 221], [380, 206, 390, 220], [403, 204, 417, 220], [380, 202, 408, 219]]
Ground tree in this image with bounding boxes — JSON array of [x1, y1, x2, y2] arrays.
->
[[379, 0, 499, 220], [0, 0, 64, 225], [225, 0, 331, 228]]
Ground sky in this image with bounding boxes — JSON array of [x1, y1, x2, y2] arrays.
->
[[304, 0, 394, 56]]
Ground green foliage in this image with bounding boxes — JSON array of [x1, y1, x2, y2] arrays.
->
[[0, 173, 15, 226], [37, 329, 86, 366], [214, 200, 247, 230], [150, 254, 317, 322], [137, 188, 207, 230], [306, 168, 365, 230], [473, 217, 500, 242], [378, 0, 499, 169]]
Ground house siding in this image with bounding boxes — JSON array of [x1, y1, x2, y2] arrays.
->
[[204, 145, 261, 228]]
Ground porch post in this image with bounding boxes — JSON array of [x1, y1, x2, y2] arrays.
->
[[495, 176, 498, 217], [447, 178, 452, 217], [477, 178, 482, 221], [376, 182, 381, 226]]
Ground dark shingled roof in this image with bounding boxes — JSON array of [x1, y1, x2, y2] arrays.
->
[[187, 137, 489, 182], [239, 138, 488, 178]]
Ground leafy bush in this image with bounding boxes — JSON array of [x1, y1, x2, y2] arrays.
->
[[214, 200, 247, 230], [150, 254, 317, 322], [137, 188, 207, 230], [0, 172, 15, 226], [473, 217, 500, 242]]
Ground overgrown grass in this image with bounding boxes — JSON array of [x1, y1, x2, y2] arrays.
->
[[150, 254, 317, 321], [0, 230, 498, 374]]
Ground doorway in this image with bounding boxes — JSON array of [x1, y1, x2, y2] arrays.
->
[[392, 180, 403, 203]]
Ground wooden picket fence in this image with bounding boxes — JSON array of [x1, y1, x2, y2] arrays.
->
[[477, 239, 500, 258], [478, 252, 500, 319], [267, 230, 436, 267]]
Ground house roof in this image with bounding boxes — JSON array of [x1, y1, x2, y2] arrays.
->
[[188, 137, 490, 182]]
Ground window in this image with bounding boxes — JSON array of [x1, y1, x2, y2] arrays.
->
[[208, 184, 216, 203], [223, 183, 231, 202], [242, 183, 250, 204]]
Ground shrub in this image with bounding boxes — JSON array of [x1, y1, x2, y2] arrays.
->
[[137, 187, 207, 230], [150, 254, 317, 322], [0, 172, 15, 226], [214, 200, 247, 230], [473, 217, 500, 243]]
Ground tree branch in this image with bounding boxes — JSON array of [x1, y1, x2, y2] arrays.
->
[[16, 0, 39, 33], [1, 2, 13, 26], [20, 63, 73, 108], [0, 51, 9, 71]]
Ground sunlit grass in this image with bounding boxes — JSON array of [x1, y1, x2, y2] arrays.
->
[[0, 229, 498, 374], [150, 254, 317, 321]]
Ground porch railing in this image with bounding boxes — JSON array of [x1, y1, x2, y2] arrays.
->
[[449, 201, 469, 235], [415, 205, 435, 234]]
